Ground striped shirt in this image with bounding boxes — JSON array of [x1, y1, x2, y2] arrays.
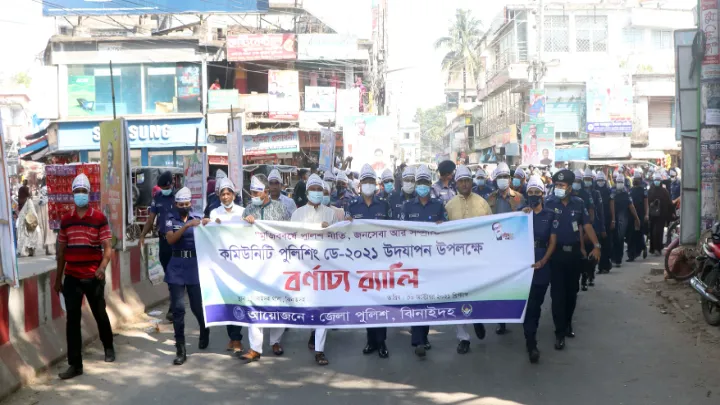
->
[[58, 208, 112, 279]]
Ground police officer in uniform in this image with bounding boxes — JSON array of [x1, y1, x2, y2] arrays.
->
[[519, 175, 557, 363], [594, 172, 615, 274], [164, 187, 208, 366], [431, 160, 457, 204], [628, 170, 649, 262], [611, 173, 641, 267], [545, 170, 601, 350], [581, 168, 605, 290], [472, 168, 494, 200], [377, 168, 395, 199], [571, 169, 595, 222], [332, 171, 354, 209], [388, 166, 416, 220], [346, 164, 392, 358], [139, 171, 176, 322], [669, 168, 681, 205], [402, 164, 447, 358]]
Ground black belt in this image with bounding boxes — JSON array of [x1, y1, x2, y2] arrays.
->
[[558, 243, 580, 253], [172, 250, 196, 258], [159, 233, 167, 240], [534, 240, 548, 249]]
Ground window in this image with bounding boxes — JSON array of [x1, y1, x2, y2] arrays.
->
[[648, 97, 674, 128], [404, 132, 410, 140], [544, 16, 569, 52], [652, 30, 672, 50], [576, 16, 608, 52], [622, 27, 644, 51]]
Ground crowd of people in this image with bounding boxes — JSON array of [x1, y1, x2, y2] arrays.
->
[[51, 158, 682, 380]]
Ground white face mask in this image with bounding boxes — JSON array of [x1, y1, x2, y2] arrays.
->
[[616, 182, 625, 190], [402, 181, 415, 194], [496, 178, 509, 190], [222, 201, 234, 209], [361, 183, 376, 196]]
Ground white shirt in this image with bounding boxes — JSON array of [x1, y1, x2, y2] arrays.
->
[[209, 203, 245, 223], [290, 203, 338, 225]]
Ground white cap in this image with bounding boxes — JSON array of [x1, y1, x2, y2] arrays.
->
[[249, 176, 265, 192], [596, 172, 607, 181], [633, 169, 643, 179], [337, 171, 349, 184], [360, 163, 377, 181], [72, 173, 91, 192], [381, 168, 393, 182], [573, 169, 583, 180], [216, 177, 235, 193], [268, 169, 282, 182], [475, 168, 487, 178], [615, 173, 625, 182], [215, 169, 227, 179], [402, 166, 415, 179], [514, 167, 526, 178], [415, 164, 432, 182], [653, 172, 662, 180], [455, 165, 472, 181], [583, 168, 594, 179], [323, 171, 336, 182], [322, 182, 330, 192], [307, 174, 324, 188], [175, 187, 192, 203], [495, 162, 510, 176], [527, 175, 545, 192]]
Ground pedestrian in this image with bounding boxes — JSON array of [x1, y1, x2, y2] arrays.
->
[[594, 172, 615, 274], [322, 183, 346, 222], [472, 168, 495, 200], [268, 169, 297, 218], [581, 168, 605, 290], [445, 165, 491, 354], [611, 173, 641, 267], [290, 174, 340, 366], [203, 177, 245, 355], [323, 170, 336, 197], [402, 164, 447, 358], [17, 179, 29, 212], [545, 169, 601, 350], [648, 172, 673, 255], [346, 164, 391, 358], [293, 169, 310, 208], [377, 168, 395, 199], [669, 168, 681, 205], [432, 160, 457, 204], [16, 189, 41, 257], [388, 166, 416, 220], [519, 175, 557, 363], [139, 171, 177, 322], [332, 171, 354, 209], [54, 173, 115, 380], [627, 170, 649, 262], [512, 167, 527, 197], [164, 187, 208, 366]]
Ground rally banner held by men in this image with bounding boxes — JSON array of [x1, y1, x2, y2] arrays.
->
[[195, 212, 534, 328]]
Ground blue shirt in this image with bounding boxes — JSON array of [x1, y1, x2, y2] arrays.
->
[[630, 185, 648, 218], [346, 196, 391, 220], [520, 206, 557, 285], [571, 188, 595, 212], [331, 188, 354, 210], [670, 179, 681, 200], [401, 197, 447, 223], [164, 212, 202, 285], [614, 187, 634, 216], [149, 191, 177, 235], [595, 183, 614, 226], [387, 190, 416, 220], [472, 184, 494, 200], [431, 180, 456, 204], [545, 195, 590, 246]]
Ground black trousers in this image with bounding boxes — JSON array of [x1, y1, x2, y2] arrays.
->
[[64, 275, 114, 368], [581, 242, 598, 285], [627, 225, 646, 259], [366, 327, 387, 345], [550, 248, 581, 339], [410, 326, 430, 346], [169, 283, 208, 344], [599, 233, 613, 271], [649, 218, 665, 253], [523, 282, 549, 350], [612, 213, 629, 264]]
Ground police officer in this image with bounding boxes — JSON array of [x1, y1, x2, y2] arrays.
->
[[139, 171, 176, 322], [377, 168, 395, 199], [519, 175, 557, 363], [628, 170, 649, 261], [571, 169, 595, 222], [332, 171, 354, 209], [472, 168, 494, 200], [594, 172, 614, 274], [388, 166, 416, 220], [512, 167, 527, 197], [581, 168, 605, 290], [545, 170, 601, 350], [346, 164, 392, 358], [611, 173, 641, 267], [164, 187, 208, 366], [431, 160, 457, 204], [402, 164, 447, 358]]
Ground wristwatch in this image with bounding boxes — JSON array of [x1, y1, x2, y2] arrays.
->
[[594, 243, 601, 249]]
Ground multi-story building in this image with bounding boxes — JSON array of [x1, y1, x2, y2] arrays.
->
[[397, 123, 421, 164]]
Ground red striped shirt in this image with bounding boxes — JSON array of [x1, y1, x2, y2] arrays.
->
[[58, 208, 112, 279]]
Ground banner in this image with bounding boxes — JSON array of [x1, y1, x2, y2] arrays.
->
[[183, 153, 207, 215], [586, 71, 633, 133], [528, 89, 545, 123], [99, 119, 127, 250], [208, 89, 240, 111], [195, 213, 534, 328], [305, 86, 337, 112], [243, 131, 300, 156], [521, 122, 555, 166], [268, 70, 300, 120], [227, 34, 297, 62], [318, 128, 336, 172], [227, 118, 244, 194], [343, 115, 397, 175]]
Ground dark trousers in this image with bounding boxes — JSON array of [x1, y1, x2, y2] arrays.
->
[[64, 275, 114, 368], [649, 218, 665, 253], [410, 326, 430, 346], [550, 248, 581, 339], [169, 283, 208, 344], [627, 225, 646, 259], [366, 327, 387, 345], [159, 236, 173, 312], [227, 325, 243, 341], [581, 242, 597, 285], [599, 233, 613, 271], [612, 214, 629, 264], [523, 282, 549, 350]]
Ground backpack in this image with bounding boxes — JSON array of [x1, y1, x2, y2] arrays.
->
[[649, 199, 661, 217]]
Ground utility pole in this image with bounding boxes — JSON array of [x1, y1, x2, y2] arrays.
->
[[537, 0, 544, 90]]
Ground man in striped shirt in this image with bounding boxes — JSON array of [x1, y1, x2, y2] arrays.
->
[[53, 173, 115, 380]]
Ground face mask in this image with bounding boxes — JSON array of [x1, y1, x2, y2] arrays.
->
[[597, 181, 606, 188], [73, 193, 89, 207], [222, 201, 234, 209], [554, 188, 567, 199], [572, 183, 581, 191], [527, 195, 541, 207], [616, 183, 625, 190], [308, 191, 324, 205], [402, 181, 415, 194], [161, 188, 172, 196], [384, 182, 394, 193], [361, 184, 377, 196], [251, 197, 264, 206], [416, 185, 431, 197], [322, 195, 331, 206], [177, 207, 190, 217], [476, 179, 486, 187], [584, 180, 593, 188], [496, 178, 509, 190], [654, 180, 661, 187], [512, 178, 521, 187]]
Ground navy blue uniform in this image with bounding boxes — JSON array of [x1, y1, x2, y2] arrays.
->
[[402, 197, 447, 347], [581, 188, 605, 286], [545, 195, 589, 338], [165, 212, 208, 345], [346, 196, 391, 348], [150, 191, 177, 271], [331, 188, 354, 210], [596, 183, 614, 271], [387, 190, 415, 220], [612, 186, 634, 264], [670, 179, 681, 201], [628, 184, 648, 260], [472, 183, 495, 200]]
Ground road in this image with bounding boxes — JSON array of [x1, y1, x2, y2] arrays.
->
[[4, 256, 720, 405]]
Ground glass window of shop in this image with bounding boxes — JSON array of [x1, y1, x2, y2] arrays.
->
[[89, 149, 141, 167], [145, 63, 202, 114]]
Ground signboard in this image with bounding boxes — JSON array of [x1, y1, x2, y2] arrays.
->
[[43, 0, 269, 16], [701, 0, 720, 81], [183, 154, 207, 215], [268, 70, 300, 120], [555, 147, 589, 162], [589, 136, 632, 159], [99, 119, 128, 250], [318, 128, 336, 172], [227, 34, 297, 62], [520, 122, 555, 166], [297, 34, 367, 60], [208, 90, 240, 111], [195, 213, 534, 327], [304, 86, 337, 112], [243, 132, 300, 156], [343, 115, 397, 175], [227, 118, 244, 195], [586, 72, 633, 133], [68, 75, 96, 117], [335, 88, 360, 127], [528, 89, 545, 122]]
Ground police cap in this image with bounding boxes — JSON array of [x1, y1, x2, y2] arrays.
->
[[438, 160, 456, 175], [552, 169, 575, 186], [158, 171, 173, 187]]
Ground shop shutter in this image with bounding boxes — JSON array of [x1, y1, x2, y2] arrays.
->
[[649, 97, 673, 128]]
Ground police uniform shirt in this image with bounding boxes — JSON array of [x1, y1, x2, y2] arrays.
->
[[331, 188, 354, 210], [614, 186, 634, 214], [431, 180, 457, 204], [545, 195, 590, 246], [401, 197, 447, 223], [629, 184, 648, 218], [591, 188, 605, 234], [521, 206, 557, 285], [595, 183, 614, 225], [388, 190, 415, 220], [472, 184, 494, 200], [572, 188, 595, 212], [150, 191, 177, 234], [346, 196, 391, 220], [164, 212, 202, 285]]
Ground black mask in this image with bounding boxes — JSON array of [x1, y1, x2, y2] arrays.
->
[[527, 195, 542, 208], [178, 207, 190, 217]]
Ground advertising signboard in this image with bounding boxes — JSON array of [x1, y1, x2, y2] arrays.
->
[[318, 129, 336, 172], [183, 154, 207, 215], [528, 89, 546, 123], [243, 132, 300, 156], [43, 0, 269, 16], [305, 86, 336, 112], [343, 115, 396, 176], [520, 122, 555, 166], [227, 34, 297, 62], [99, 119, 128, 250], [586, 71, 633, 133], [268, 70, 300, 120]]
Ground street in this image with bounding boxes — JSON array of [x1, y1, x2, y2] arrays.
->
[[3, 257, 720, 405]]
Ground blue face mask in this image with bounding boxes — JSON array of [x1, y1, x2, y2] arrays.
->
[[384, 182, 394, 193], [654, 180, 661, 187], [583, 180, 593, 188], [322, 195, 331, 206], [74, 193, 89, 207], [476, 179, 485, 187], [512, 178, 521, 187], [572, 183, 581, 191], [415, 185, 431, 197], [308, 191, 324, 205], [161, 188, 172, 196], [554, 188, 567, 199]]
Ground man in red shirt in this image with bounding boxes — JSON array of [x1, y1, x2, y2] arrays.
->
[[54, 173, 115, 380]]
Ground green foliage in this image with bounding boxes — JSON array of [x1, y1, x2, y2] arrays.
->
[[435, 9, 484, 101], [415, 105, 448, 156], [12, 72, 31, 88]]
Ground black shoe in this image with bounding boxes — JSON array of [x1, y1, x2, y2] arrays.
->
[[581, 284, 588, 291], [423, 339, 432, 351], [414, 346, 426, 358], [554, 338, 565, 350], [198, 329, 210, 350], [528, 347, 540, 363], [173, 343, 187, 365], [104, 348, 116, 363], [615, 263, 622, 268], [495, 323, 507, 335], [566, 326, 575, 338], [59, 365, 83, 380], [643, 248, 648, 259], [588, 280, 595, 287], [626, 256, 635, 262], [473, 323, 486, 340], [456, 340, 471, 354], [378, 343, 389, 359], [166, 311, 174, 322], [362, 343, 378, 355]]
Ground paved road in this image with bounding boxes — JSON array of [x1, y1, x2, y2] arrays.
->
[[4, 257, 720, 405]]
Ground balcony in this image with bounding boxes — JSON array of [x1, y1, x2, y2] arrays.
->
[[479, 52, 529, 100]]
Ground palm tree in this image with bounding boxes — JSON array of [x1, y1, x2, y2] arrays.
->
[[435, 9, 483, 103]]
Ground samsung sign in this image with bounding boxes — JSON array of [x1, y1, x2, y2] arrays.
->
[[57, 118, 206, 151], [43, 0, 269, 16]]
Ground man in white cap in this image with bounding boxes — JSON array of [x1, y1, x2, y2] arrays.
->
[[332, 171, 355, 208], [290, 174, 339, 366], [322, 182, 346, 222], [594, 172, 614, 274], [472, 168, 494, 200], [512, 167, 527, 197], [611, 172, 641, 267], [445, 165, 491, 354], [669, 168, 681, 204], [388, 165, 416, 220], [54, 173, 115, 379], [377, 168, 395, 199], [323, 170, 336, 196], [268, 169, 297, 217], [627, 169, 649, 262], [204, 169, 241, 219]]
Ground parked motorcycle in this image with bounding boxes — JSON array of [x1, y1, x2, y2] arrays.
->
[[690, 223, 720, 326]]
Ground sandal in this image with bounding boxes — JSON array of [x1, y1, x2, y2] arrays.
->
[[314, 352, 329, 366], [308, 331, 316, 351], [272, 343, 284, 356]]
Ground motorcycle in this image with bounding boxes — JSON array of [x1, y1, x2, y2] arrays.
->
[[690, 223, 720, 326]]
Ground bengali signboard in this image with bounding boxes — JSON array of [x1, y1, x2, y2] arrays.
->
[[195, 213, 534, 327], [343, 115, 396, 175], [305, 86, 337, 112], [268, 70, 300, 120], [99, 119, 128, 250], [520, 122, 555, 166], [702, 0, 720, 81], [183, 154, 207, 215], [243, 132, 300, 156], [227, 34, 297, 62], [586, 71, 633, 133], [208, 90, 240, 111], [318, 128, 336, 172]]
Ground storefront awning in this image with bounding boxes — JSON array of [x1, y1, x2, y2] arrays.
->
[[19, 136, 48, 157]]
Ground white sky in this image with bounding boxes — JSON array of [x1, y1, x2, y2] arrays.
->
[[0, 0, 53, 79]]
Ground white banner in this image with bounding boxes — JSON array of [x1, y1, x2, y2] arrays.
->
[[195, 213, 534, 328]]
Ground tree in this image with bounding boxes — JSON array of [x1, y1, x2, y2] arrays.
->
[[435, 9, 483, 103], [12, 72, 31, 88], [415, 105, 448, 161]]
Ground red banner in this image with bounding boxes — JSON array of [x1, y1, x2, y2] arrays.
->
[[227, 34, 297, 61]]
